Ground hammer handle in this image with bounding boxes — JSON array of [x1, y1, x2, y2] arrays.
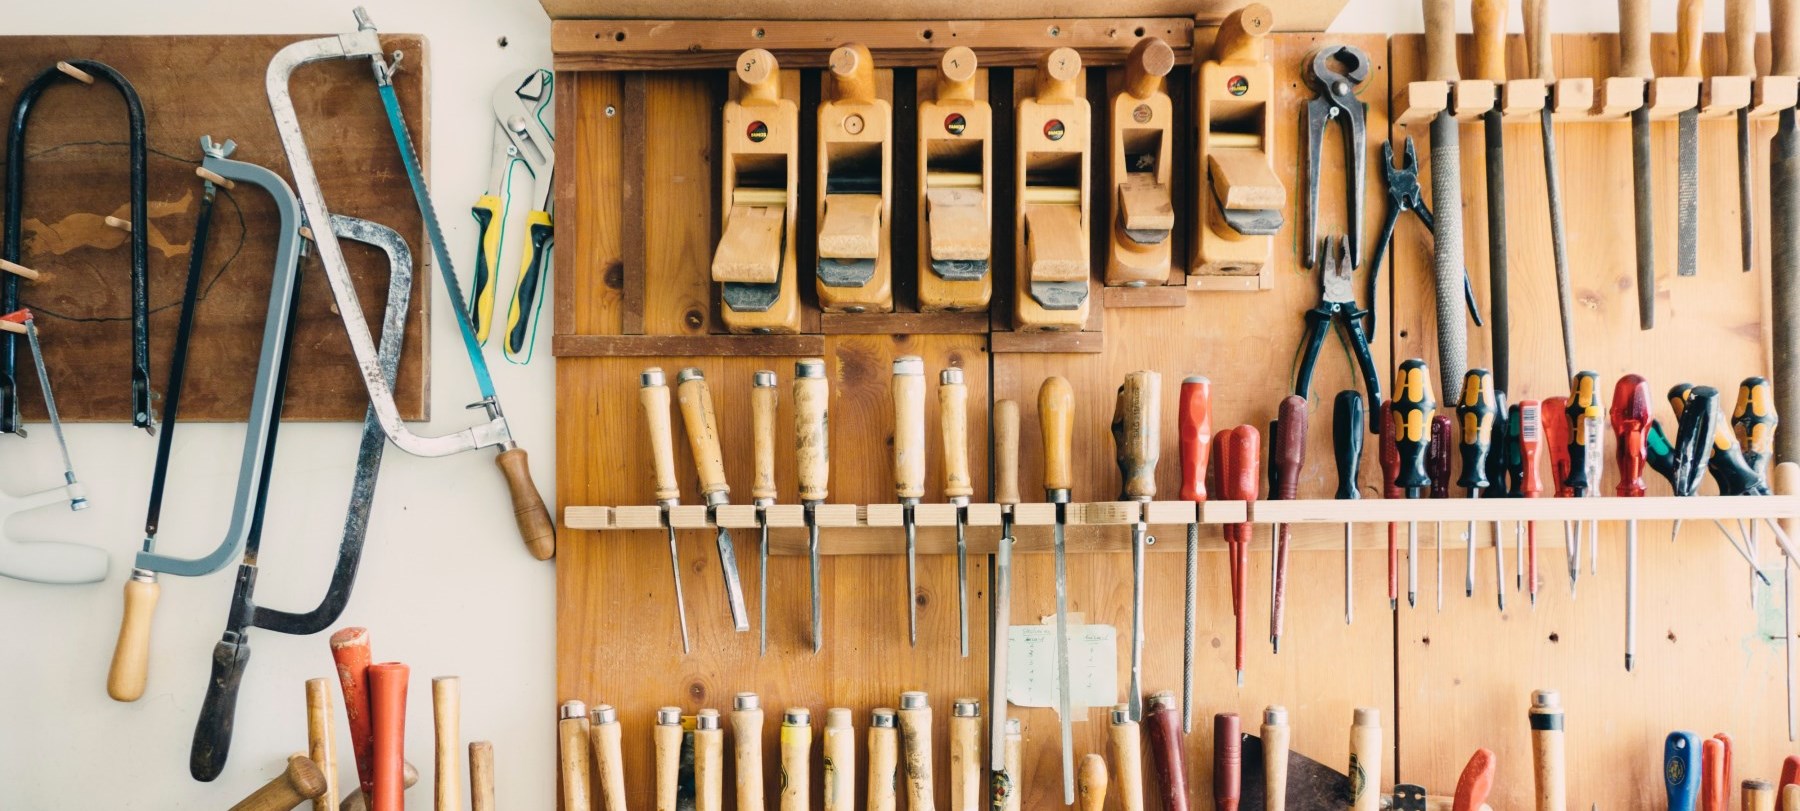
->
[[329, 628, 376, 798], [229, 755, 327, 811], [433, 677, 460, 811], [340, 761, 421, 811], [107, 574, 158, 702], [470, 742, 496, 811], [678, 372, 731, 500], [1620, 0, 1656, 79], [368, 662, 409, 811]]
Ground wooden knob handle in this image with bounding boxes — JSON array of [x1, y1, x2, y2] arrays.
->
[[828, 43, 878, 103], [752, 371, 779, 502], [655, 708, 683, 811], [229, 755, 328, 811], [1124, 37, 1175, 99], [305, 679, 338, 811], [937, 47, 978, 101], [337, 761, 420, 811], [697, 710, 725, 811], [794, 359, 830, 502], [1748, 781, 1778, 811], [678, 369, 731, 502], [1777, 0, 1800, 76], [897, 693, 935, 809], [1423, 0, 1462, 82], [1473, 0, 1508, 82], [824, 708, 856, 811], [893, 357, 927, 501], [1035, 47, 1083, 102], [1079, 753, 1109, 811], [1215, 713, 1243, 811], [994, 399, 1022, 506], [1212, 3, 1274, 63], [868, 711, 899, 811], [1349, 708, 1383, 811], [949, 700, 980, 811], [940, 369, 974, 501], [1453, 748, 1497, 811], [1677, 0, 1705, 79], [432, 677, 461, 811], [1524, 0, 1556, 82], [496, 448, 555, 560], [780, 709, 813, 811], [1529, 690, 1566, 811], [1113, 371, 1162, 501], [107, 572, 159, 702], [329, 628, 376, 798], [1039, 377, 1075, 495], [368, 663, 409, 811], [732, 697, 766, 811], [1179, 377, 1213, 502], [470, 742, 496, 811], [1620, 0, 1655, 79], [641, 368, 681, 503], [1261, 707, 1290, 811], [559, 704, 593, 811], [1145, 694, 1189, 811], [1726, 0, 1756, 76], [1110, 709, 1145, 811], [737, 48, 782, 103], [591, 707, 627, 811]]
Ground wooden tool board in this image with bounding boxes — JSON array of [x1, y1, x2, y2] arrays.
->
[[0, 34, 428, 424], [553, 23, 1793, 811]]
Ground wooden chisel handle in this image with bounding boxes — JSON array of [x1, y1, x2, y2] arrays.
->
[[469, 744, 495, 811], [1472, 0, 1508, 83], [752, 371, 779, 503], [732, 694, 766, 811], [368, 663, 409, 811], [1215, 713, 1242, 811], [229, 755, 328, 811], [1452, 748, 1497, 811], [1078, 753, 1109, 811], [1748, 780, 1778, 811], [329, 627, 376, 797], [1524, 0, 1555, 82], [559, 701, 593, 811], [825, 707, 856, 811], [941, 369, 973, 501], [1041, 377, 1075, 496], [1529, 690, 1566, 811], [433, 677, 460, 811], [1726, 0, 1756, 76], [642, 368, 681, 504], [893, 357, 927, 501], [1678, 0, 1705, 79], [107, 570, 158, 702], [591, 705, 627, 811], [1350, 708, 1383, 811], [338, 761, 419, 811], [655, 707, 683, 811], [780, 708, 813, 811], [697, 709, 725, 811], [994, 400, 1021, 505], [677, 369, 731, 502], [1620, 0, 1655, 79], [869, 709, 899, 811], [1423, 0, 1461, 83], [1145, 692, 1189, 811], [1262, 707, 1289, 811], [898, 692, 936, 809], [1110, 707, 1145, 811], [496, 447, 556, 560], [1113, 371, 1162, 501], [794, 359, 830, 502], [306, 679, 338, 811], [949, 699, 979, 811]]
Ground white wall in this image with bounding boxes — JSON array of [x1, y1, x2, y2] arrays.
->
[[0, 0, 1714, 807]]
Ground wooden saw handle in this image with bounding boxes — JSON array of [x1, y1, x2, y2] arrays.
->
[[1620, 0, 1656, 79], [678, 369, 731, 501], [305, 679, 338, 811], [229, 755, 328, 811], [1040, 377, 1076, 495], [940, 369, 974, 501], [1473, 0, 1509, 83], [794, 359, 830, 503], [433, 677, 460, 811], [995, 399, 1022, 506], [107, 571, 158, 702], [752, 371, 778, 503], [893, 357, 927, 501], [1423, 0, 1462, 83], [496, 447, 555, 560]]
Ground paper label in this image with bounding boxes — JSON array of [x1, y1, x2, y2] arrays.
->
[[1005, 617, 1117, 712]]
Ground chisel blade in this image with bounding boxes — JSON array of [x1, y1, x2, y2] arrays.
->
[[1677, 108, 1699, 277]]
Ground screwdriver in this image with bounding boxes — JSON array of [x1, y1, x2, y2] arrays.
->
[[1179, 377, 1213, 731], [1221, 423, 1262, 686], [1379, 401, 1402, 610], [1517, 401, 1543, 605], [1488, 390, 1517, 593], [940, 367, 974, 657], [1611, 374, 1650, 671], [1270, 395, 1307, 653], [1667, 732, 1702, 811], [1333, 391, 1365, 626], [1541, 395, 1574, 596], [1732, 377, 1777, 605], [1112, 370, 1161, 720], [990, 399, 1019, 775], [1427, 414, 1452, 611], [1672, 387, 1777, 579], [1393, 358, 1437, 609], [1457, 369, 1499, 610], [639, 368, 691, 653], [1566, 371, 1605, 587], [794, 358, 830, 653], [1039, 375, 1077, 805], [892, 356, 927, 647], [751, 371, 778, 655], [676, 368, 752, 632]]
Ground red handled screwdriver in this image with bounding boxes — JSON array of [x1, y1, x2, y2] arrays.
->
[[1270, 396, 1307, 653], [1516, 401, 1544, 606], [1611, 374, 1650, 671], [1541, 396, 1574, 597]]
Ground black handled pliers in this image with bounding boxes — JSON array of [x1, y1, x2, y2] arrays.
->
[[1367, 138, 1483, 335], [1295, 235, 1383, 418]]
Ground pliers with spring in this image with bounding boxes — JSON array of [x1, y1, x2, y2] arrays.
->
[[1294, 235, 1382, 415], [1367, 137, 1482, 335], [470, 68, 555, 363]]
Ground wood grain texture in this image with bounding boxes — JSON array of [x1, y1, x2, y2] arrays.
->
[[0, 34, 427, 422]]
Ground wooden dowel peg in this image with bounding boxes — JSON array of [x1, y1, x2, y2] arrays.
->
[[197, 166, 237, 189], [0, 320, 26, 335], [0, 259, 41, 280], [432, 677, 460, 811], [56, 61, 95, 84], [104, 214, 131, 233]]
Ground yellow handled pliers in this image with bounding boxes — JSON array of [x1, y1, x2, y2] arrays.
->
[[470, 68, 554, 362]]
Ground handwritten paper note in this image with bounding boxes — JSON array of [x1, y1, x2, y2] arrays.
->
[[1006, 615, 1118, 713]]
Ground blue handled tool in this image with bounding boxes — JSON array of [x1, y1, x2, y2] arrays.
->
[[1666, 731, 1702, 811]]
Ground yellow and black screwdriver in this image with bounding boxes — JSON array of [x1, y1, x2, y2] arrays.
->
[[1733, 377, 1779, 605], [1456, 369, 1500, 611], [1392, 358, 1437, 609], [1564, 371, 1605, 592]]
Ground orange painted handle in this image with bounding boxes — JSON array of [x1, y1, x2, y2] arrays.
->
[[1702, 737, 1727, 811], [1453, 749, 1497, 811], [368, 662, 410, 811], [1179, 377, 1212, 502], [330, 628, 376, 798]]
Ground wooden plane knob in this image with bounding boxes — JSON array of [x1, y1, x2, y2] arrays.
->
[[641, 368, 681, 504], [994, 399, 1022, 506], [752, 370, 779, 503], [868, 710, 899, 811], [1213, 3, 1274, 64], [824, 707, 856, 811], [1524, 0, 1556, 82], [1473, 0, 1508, 83], [1620, 0, 1656, 79], [892, 357, 928, 501], [228, 755, 328, 811], [940, 368, 974, 501], [696, 709, 725, 811], [1677, 0, 1705, 79], [937, 46, 979, 101], [828, 43, 878, 103], [1124, 37, 1175, 100], [794, 359, 831, 503], [1113, 370, 1162, 501], [591, 705, 627, 811], [1036, 47, 1083, 102], [677, 368, 731, 502], [737, 48, 782, 102], [1040, 376, 1076, 496], [1110, 706, 1146, 811], [1078, 753, 1109, 811]]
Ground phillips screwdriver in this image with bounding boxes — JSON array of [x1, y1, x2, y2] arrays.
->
[[1379, 401, 1402, 610], [1270, 395, 1307, 653], [676, 368, 752, 632], [1611, 374, 1650, 671], [1039, 375, 1077, 805], [1427, 413, 1452, 610], [1566, 371, 1605, 586], [1112, 370, 1161, 720], [940, 367, 974, 657], [990, 400, 1020, 775], [751, 371, 778, 655], [1393, 358, 1438, 609], [1179, 377, 1213, 731], [1517, 401, 1543, 605], [639, 368, 691, 653], [1456, 369, 1499, 610], [794, 358, 830, 653], [1334, 391, 1366, 625], [892, 356, 927, 647], [1541, 396, 1574, 595], [1220, 424, 1262, 686]]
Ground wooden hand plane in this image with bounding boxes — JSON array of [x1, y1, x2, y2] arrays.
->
[[713, 48, 802, 334], [816, 43, 894, 313], [917, 46, 992, 312], [1014, 47, 1091, 332]]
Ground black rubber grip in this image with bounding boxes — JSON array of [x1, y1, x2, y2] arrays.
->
[[1333, 390, 1365, 500], [189, 633, 251, 782]]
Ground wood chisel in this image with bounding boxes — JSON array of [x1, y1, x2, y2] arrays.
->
[[641, 369, 691, 652], [1620, 0, 1659, 327], [228, 755, 327, 811], [893, 357, 927, 646], [470, 743, 495, 811], [1113, 370, 1161, 717], [950, 699, 979, 811], [1079, 754, 1108, 811], [1271, 395, 1307, 651], [1667, 732, 1702, 811], [1675, 0, 1704, 279], [752, 371, 778, 654], [940, 368, 974, 656], [1040, 375, 1077, 804], [368, 662, 409, 811], [655, 707, 682, 811], [1726, 0, 1757, 273], [1530, 690, 1566, 811], [1216, 712, 1243, 811], [1179, 377, 1213, 727], [1523, 0, 1578, 378], [1335, 391, 1365, 625], [1393, 359, 1437, 609], [1111, 705, 1146, 811], [696, 710, 724, 811], [991, 399, 1020, 776], [1472, 0, 1511, 393], [1453, 749, 1496, 811], [433, 677, 460, 811], [899, 692, 935, 810], [780, 709, 811, 811], [825, 708, 855, 811], [1263, 707, 1290, 811], [677, 368, 751, 632], [1422, 0, 1469, 394], [559, 700, 592, 811], [1350, 708, 1382, 811], [794, 359, 830, 653], [1146, 692, 1190, 811], [869, 709, 898, 811], [1221, 425, 1262, 684], [591, 705, 626, 811], [1456, 370, 1499, 610], [1611, 375, 1651, 670], [731, 695, 765, 811]]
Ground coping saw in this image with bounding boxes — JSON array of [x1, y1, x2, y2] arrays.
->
[[0, 308, 102, 585], [266, 8, 554, 560]]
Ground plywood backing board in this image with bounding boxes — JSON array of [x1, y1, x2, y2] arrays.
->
[[0, 34, 428, 423], [540, 2, 1350, 35], [1389, 33, 1789, 808]]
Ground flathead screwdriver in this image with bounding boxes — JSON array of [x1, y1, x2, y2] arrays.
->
[[1113, 370, 1162, 720], [1456, 369, 1499, 611], [1333, 391, 1366, 625], [1610, 373, 1650, 671], [1178, 378, 1213, 730], [676, 368, 751, 632], [1393, 358, 1438, 609]]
